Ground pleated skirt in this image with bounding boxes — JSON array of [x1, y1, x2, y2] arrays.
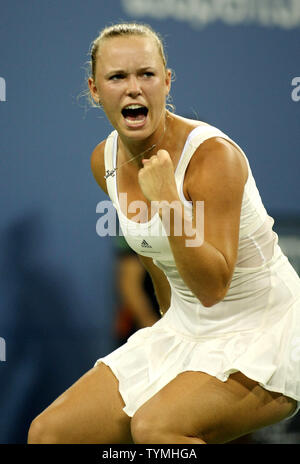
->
[[95, 252, 300, 418]]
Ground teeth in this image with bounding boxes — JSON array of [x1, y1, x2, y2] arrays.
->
[[124, 104, 145, 110]]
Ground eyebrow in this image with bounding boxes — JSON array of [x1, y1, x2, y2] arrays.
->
[[104, 66, 155, 78], [105, 69, 124, 77]]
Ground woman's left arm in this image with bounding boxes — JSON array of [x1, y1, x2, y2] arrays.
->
[[138, 137, 248, 307]]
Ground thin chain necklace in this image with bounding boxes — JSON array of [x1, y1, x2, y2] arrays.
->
[[104, 123, 166, 179]]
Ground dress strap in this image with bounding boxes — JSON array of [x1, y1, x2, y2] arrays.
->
[[104, 130, 118, 205], [174, 125, 228, 186]]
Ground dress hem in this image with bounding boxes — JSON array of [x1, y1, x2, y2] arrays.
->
[[94, 358, 300, 420]]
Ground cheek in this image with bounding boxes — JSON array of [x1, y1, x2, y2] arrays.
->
[[149, 80, 169, 101], [99, 86, 113, 102], [100, 94, 122, 117], [98, 81, 119, 99]]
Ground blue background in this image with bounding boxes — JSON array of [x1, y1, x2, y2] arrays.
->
[[0, 0, 299, 443]]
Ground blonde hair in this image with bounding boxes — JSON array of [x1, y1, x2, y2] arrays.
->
[[90, 22, 168, 81]]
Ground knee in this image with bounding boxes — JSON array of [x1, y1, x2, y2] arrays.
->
[[131, 411, 165, 444], [27, 413, 61, 444]]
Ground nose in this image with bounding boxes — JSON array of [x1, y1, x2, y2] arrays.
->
[[126, 75, 142, 98]]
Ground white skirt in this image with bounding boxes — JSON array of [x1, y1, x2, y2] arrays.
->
[[95, 252, 300, 418]]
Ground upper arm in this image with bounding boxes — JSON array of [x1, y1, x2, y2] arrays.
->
[[186, 137, 248, 275], [91, 139, 108, 195]]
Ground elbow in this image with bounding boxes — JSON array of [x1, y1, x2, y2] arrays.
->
[[200, 299, 215, 308], [200, 297, 220, 308], [201, 299, 220, 308], [199, 284, 229, 308], [200, 264, 233, 307], [187, 260, 233, 307]]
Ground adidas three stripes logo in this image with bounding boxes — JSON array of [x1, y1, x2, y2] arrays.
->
[[141, 240, 152, 248]]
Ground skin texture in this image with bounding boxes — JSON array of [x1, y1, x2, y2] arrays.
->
[[27, 34, 297, 444]]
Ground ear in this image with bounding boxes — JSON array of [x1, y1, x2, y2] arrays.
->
[[88, 77, 101, 105], [165, 68, 172, 97]]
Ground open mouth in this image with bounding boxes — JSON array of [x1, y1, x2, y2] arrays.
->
[[121, 104, 148, 125]]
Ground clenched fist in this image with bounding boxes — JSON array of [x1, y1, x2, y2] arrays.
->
[[138, 149, 180, 203]]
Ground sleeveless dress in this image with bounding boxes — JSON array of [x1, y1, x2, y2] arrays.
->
[[95, 124, 300, 418]]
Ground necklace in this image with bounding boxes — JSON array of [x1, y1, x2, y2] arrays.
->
[[104, 124, 166, 180]]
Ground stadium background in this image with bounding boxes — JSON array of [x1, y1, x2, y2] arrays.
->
[[0, 0, 299, 443]]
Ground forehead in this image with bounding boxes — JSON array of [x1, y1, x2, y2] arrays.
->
[[97, 35, 162, 72]]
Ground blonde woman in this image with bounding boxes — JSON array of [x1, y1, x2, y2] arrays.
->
[[28, 23, 299, 444]]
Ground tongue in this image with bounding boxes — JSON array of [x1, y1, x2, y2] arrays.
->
[[125, 114, 146, 121]]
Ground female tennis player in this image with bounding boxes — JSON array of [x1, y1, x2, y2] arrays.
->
[[28, 22, 299, 444]]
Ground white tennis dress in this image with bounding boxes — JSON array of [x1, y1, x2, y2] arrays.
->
[[95, 124, 300, 418]]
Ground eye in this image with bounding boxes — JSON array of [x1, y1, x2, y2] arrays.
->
[[109, 74, 125, 81], [142, 71, 154, 78]]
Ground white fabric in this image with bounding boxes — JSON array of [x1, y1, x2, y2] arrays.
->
[[96, 124, 300, 418]]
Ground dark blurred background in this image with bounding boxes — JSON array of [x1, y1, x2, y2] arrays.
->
[[0, 0, 299, 444]]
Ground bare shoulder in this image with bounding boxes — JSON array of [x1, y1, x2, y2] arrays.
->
[[91, 139, 108, 194], [186, 136, 248, 198]]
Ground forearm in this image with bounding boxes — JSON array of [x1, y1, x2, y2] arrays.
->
[[118, 256, 159, 327], [160, 202, 230, 307], [120, 283, 159, 327], [151, 275, 171, 316], [138, 256, 171, 316]]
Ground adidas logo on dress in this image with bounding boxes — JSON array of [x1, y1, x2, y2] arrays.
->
[[141, 240, 152, 248]]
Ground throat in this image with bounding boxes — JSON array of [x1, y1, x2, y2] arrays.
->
[[117, 120, 167, 170]]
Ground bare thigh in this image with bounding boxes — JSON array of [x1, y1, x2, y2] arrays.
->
[[132, 371, 297, 444], [28, 362, 132, 444]]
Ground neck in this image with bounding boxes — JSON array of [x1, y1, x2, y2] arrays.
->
[[119, 115, 167, 166]]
